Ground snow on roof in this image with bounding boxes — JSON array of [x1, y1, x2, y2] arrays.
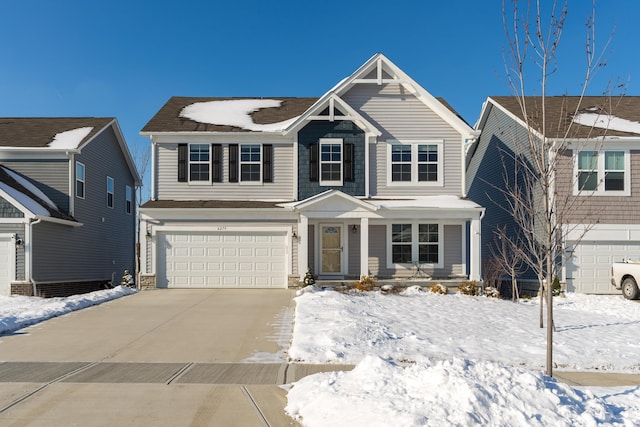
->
[[0, 180, 50, 216], [369, 195, 482, 210], [47, 127, 94, 149], [179, 99, 298, 132], [2, 167, 57, 209], [572, 113, 640, 135]]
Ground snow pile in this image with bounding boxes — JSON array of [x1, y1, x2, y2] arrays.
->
[[288, 289, 640, 371], [573, 112, 640, 135], [0, 286, 136, 335], [0, 180, 51, 216], [286, 356, 639, 427], [48, 127, 93, 149], [180, 99, 298, 132]]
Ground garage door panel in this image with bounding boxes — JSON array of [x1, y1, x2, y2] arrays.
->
[[157, 231, 287, 289], [566, 241, 635, 294]]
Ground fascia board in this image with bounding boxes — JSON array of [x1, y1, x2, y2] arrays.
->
[[140, 130, 288, 138], [149, 132, 293, 144], [37, 216, 83, 227], [289, 190, 378, 212], [138, 207, 298, 221], [487, 97, 545, 141]]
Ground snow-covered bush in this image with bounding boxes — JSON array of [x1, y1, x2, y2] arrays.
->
[[428, 283, 447, 294], [355, 275, 377, 292], [458, 280, 479, 296]]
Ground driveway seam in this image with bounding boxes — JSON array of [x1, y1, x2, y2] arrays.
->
[[166, 362, 195, 385], [241, 385, 270, 427]]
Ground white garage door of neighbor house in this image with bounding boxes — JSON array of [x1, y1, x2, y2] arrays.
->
[[0, 237, 13, 295], [157, 231, 287, 288], [565, 241, 639, 294]]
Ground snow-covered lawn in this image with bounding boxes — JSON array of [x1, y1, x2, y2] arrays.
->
[[0, 286, 136, 335], [286, 287, 640, 426]]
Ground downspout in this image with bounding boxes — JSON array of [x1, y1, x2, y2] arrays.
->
[[29, 218, 43, 296]]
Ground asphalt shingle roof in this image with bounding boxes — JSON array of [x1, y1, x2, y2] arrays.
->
[[0, 118, 114, 148], [490, 96, 640, 138]]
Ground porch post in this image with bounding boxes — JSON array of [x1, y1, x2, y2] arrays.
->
[[298, 215, 309, 281], [469, 215, 482, 281], [360, 217, 369, 278]]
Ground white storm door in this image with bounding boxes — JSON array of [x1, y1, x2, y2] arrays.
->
[[320, 225, 343, 274]]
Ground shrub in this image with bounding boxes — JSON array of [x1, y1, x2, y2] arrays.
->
[[355, 275, 377, 292], [552, 277, 564, 297], [458, 280, 479, 296], [484, 286, 501, 298], [428, 283, 447, 294]]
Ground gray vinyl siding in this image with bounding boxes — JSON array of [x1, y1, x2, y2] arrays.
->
[[298, 121, 365, 200], [32, 126, 136, 282], [2, 160, 70, 212], [555, 149, 640, 224], [342, 83, 464, 197], [0, 223, 25, 281], [368, 224, 463, 278], [156, 143, 294, 201], [348, 224, 361, 275], [0, 197, 24, 218]]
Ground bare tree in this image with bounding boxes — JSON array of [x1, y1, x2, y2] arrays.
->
[[500, 0, 618, 377], [490, 225, 525, 301]]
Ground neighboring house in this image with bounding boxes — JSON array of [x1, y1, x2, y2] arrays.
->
[[139, 53, 484, 289], [466, 96, 640, 294], [0, 118, 141, 297]]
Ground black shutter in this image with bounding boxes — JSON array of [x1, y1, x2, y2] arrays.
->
[[177, 144, 188, 182], [229, 144, 238, 183], [344, 143, 354, 182], [212, 144, 222, 182], [309, 143, 319, 182], [263, 144, 273, 183]]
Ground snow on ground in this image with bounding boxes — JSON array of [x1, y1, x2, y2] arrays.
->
[[286, 287, 640, 426], [0, 286, 136, 335]]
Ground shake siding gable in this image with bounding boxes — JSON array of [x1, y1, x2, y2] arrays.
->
[[156, 142, 294, 201], [341, 83, 464, 197]]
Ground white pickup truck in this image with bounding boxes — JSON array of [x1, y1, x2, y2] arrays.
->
[[611, 260, 640, 300]]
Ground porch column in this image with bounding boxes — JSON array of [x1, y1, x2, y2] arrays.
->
[[360, 217, 369, 278], [469, 215, 482, 281], [298, 215, 309, 281]]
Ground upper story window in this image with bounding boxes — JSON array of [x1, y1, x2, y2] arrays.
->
[[575, 149, 629, 196], [240, 144, 262, 182], [388, 223, 442, 268], [189, 144, 210, 182], [125, 185, 132, 214], [388, 141, 443, 186], [106, 176, 114, 208], [76, 161, 85, 199], [320, 139, 343, 186]]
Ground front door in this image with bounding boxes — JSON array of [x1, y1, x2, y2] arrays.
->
[[321, 225, 342, 274]]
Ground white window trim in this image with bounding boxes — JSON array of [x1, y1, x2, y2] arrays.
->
[[76, 161, 85, 199], [239, 143, 263, 185], [188, 143, 212, 185], [573, 149, 630, 196], [106, 176, 114, 209], [386, 140, 444, 187], [319, 138, 343, 187], [125, 185, 132, 215], [386, 222, 443, 269]]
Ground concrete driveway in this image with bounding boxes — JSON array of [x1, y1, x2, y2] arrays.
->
[[0, 289, 309, 426]]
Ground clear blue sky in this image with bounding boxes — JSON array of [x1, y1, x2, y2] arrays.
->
[[0, 1, 637, 196]]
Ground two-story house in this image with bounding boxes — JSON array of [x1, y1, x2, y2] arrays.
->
[[466, 96, 640, 294], [139, 53, 484, 289], [0, 118, 141, 296]]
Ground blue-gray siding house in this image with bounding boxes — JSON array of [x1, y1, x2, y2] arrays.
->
[[0, 118, 141, 296]]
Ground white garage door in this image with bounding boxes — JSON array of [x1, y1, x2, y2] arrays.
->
[[0, 236, 13, 295], [157, 231, 287, 288], [565, 241, 640, 294]]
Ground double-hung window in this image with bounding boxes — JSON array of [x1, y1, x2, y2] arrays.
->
[[106, 176, 114, 208], [575, 149, 629, 195], [76, 161, 85, 199], [389, 223, 441, 267], [189, 144, 210, 182], [319, 138, 343, 186], [388, 141, 443, 185], [240, 144, 262, 182]]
